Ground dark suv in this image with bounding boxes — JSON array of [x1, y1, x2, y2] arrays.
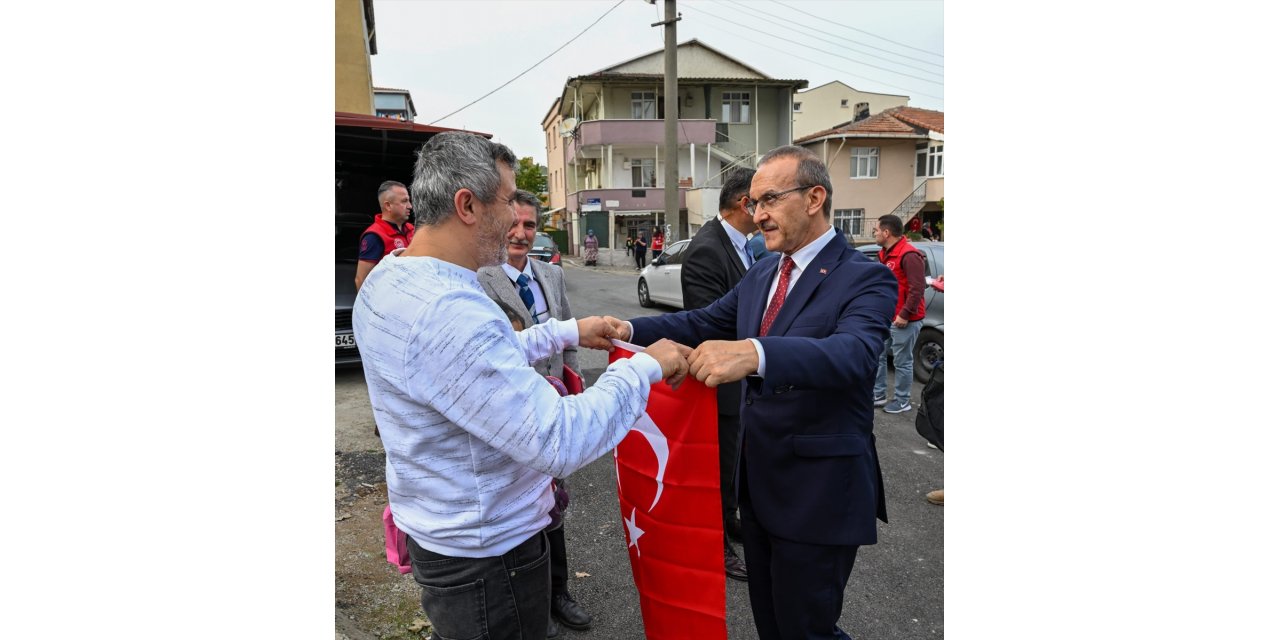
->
[[335, 213, 369, 367]]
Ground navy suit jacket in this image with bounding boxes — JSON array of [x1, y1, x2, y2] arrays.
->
[[631, 229, 897, 546]]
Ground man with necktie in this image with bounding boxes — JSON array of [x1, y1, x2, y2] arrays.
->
[[678, 166, 758, 583], [607, 146, 897, 640], [479, 190, 578, 377]]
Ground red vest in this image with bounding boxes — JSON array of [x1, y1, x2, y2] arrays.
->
[[362, 214, 415, 258], [651, 234, 664, 251], [879, 238, 927, 321]]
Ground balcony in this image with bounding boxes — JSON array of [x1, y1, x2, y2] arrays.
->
[[565, 119, 717, 158], [567, 188, 687, 214]]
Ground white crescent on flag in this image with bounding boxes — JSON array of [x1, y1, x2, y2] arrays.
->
[[610, 339, 672, 514]]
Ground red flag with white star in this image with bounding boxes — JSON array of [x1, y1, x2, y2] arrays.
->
[[609, 343, 726, 639]]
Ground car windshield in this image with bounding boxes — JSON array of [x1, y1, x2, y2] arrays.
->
[[533, 235, 554, 249]]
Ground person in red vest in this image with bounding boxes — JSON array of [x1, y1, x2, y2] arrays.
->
[[650, 227, 665, 262], [872, 214, 927, 414], [355, 180, 415, 290]]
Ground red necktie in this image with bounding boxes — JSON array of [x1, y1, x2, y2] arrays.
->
[[759, 256, 795, 336]]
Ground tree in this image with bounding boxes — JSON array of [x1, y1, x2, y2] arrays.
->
[[515, 156, 547, 195]]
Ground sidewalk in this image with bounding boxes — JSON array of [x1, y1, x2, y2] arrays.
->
[[562, 248, 650, 276]]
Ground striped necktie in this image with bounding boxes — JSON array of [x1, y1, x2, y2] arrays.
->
[[515, 274, 537, 322]]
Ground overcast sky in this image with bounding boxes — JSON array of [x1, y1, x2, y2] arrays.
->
[[370, 0, 942, 162]]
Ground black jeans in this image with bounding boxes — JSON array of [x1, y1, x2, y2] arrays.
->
[[407, 531, 551, 640]]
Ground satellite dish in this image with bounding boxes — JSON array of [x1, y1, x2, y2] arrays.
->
[[560, 117, 578, 137]]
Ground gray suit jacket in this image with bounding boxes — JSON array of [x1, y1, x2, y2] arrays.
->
[[477, 259, 579, 377]]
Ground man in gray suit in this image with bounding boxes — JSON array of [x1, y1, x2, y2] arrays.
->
[[479, 190, 578, 377], [477, 189, 589, 637]]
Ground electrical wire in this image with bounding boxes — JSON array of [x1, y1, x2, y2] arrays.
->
[[689, 16, 943, 100], [768, 0, 943, 59], [679, 3, 942, 86], [428, 0, 627, 125], [712, 0, 942, 71]]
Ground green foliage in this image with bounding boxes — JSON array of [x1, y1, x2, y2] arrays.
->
[[515, 157, 547, 195]]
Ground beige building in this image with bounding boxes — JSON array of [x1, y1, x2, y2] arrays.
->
[[335, 0, 377, 115], [791, 81, 909, 141], [543, 39, 806, 255], [541, 97, 568, 227], [795, 106, 944, 243]]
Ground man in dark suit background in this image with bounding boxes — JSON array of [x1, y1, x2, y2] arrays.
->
[[680, 167, 758, 583], [607, 146, 897, 640]]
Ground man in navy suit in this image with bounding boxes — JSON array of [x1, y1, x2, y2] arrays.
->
[[607, 146, 897, 640]]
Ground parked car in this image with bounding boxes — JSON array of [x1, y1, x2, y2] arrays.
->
[[637, 239, 691, 309], [856, 241, 943, 383], [335, 213, 369, 367], [529, 232, 561, 265]]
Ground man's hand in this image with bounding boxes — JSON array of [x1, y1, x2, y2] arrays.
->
[[644, 339, 693, 388], [892, 315, 908, 329], [688, 340, 759, 387], [577, 317, 618, 351], [602, 315, 632, 343]]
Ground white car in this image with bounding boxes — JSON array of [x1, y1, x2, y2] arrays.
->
[[637, 239, 691, 309]]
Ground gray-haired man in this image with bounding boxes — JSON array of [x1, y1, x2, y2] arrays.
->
[[353, 131, 691, 640]]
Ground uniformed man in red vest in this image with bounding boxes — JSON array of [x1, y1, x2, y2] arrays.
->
[[355, 180, 415, 290], [872, 214, 927, 414]]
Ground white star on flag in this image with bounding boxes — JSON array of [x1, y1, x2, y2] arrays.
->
[[624, 507, 645, 556]]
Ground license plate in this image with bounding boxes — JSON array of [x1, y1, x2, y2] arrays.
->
[[336, 333, 356, 348]]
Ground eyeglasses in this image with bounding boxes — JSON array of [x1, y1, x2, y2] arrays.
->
[[746, 185, 815, 215]]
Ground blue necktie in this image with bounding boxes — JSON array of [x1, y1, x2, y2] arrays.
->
[[515, 274, 537, 321], [745, 243, 755, 268]]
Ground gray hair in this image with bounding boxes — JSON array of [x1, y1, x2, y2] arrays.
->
[[513, 189, 541, 215], [757, 145, 833, 219], [376, 180, 406, 205], [410, 132, 517, 227]]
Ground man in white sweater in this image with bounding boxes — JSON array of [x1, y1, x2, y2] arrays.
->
[[353, 131, 689, 640]]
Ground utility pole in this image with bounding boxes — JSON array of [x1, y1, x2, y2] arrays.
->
[[652, 0, 680, 238]]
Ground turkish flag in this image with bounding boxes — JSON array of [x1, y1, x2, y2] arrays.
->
[[609, 343, 726, 639]]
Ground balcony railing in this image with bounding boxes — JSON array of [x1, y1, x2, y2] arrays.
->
[[566, 119, 716, 158]]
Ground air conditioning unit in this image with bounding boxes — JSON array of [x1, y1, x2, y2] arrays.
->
[[621, 157, 631, 170]]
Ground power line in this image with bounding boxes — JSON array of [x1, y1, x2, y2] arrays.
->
[[690, 17, 942, 100], [713, 0, 942, 70], [428, 0, 627, 125], [680, 3, 942, 86], [768, 0, 943, 59]]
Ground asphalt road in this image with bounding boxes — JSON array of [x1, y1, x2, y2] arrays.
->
[[336, 258, 943, 639]]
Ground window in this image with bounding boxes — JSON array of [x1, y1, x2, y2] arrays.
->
[[721, 91, 751, 123], [916, 144, 944, 177], [840, 98, 849, 108], [834, 209, 865, 237], [851, 147, 879, 179], [793, 102, 802, 112], [631, 92, 656, 119], [631, 158, 656, 188]]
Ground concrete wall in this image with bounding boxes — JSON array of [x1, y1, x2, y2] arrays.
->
[[792, 83, 909, 140], [812, 138, 919, 223], [335, 0, 374, 115], [543, 111, 567, 212]]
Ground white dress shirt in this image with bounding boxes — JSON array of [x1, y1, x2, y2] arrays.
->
[[501, 260, 549, 323], [719, 217, 752, 271], [748, 225, 836, 377]]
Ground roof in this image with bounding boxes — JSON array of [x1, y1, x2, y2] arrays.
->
[[372, 86, 412, 94], [588, 39, 772, 79], [334, 111, 490, 138], [794, 106, 944, 144], [796, 80, 908, 99]]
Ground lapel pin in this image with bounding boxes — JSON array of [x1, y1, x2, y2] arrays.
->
[[819, 268, 828, 275]]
